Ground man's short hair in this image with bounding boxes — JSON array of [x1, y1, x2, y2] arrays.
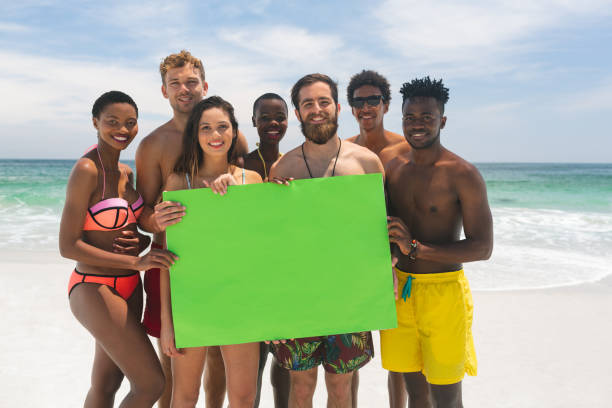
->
[[399, 76, 449, 114], [159, 50, 205, 85], [291, 73, 338, 108], [346, 70, 391, 107], [252, 93, 288, 117]]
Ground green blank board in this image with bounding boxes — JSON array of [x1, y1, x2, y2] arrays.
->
[[164, 174, 397, 347]]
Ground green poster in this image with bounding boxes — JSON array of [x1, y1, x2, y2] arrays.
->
[[164, 174, 397, 348]]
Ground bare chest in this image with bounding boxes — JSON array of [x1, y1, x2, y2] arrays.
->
[[387, 165, 459, 219]]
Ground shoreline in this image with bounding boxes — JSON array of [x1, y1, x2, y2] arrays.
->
[[6, 248, 611, 292]]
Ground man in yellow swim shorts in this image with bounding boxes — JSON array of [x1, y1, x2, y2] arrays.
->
[[383, 77, 494, 407]]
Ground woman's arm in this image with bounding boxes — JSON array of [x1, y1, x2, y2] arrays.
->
[[158, 172, 186, 356], [59, 159, 175, 271]]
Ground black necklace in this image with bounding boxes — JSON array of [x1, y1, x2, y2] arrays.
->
[[301, 139, 342, 178]]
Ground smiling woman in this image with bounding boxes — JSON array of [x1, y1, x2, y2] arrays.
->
[[150, 95, 263, 408], [59, 90, 178, 407]]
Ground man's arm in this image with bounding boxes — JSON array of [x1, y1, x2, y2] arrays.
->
[[416, 163, 493, 263], [135, 135, 164, 234]]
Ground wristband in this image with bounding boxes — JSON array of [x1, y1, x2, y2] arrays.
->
[[408, 239, 417, 261]]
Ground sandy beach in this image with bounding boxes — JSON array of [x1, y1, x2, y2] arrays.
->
[[2, 251, 611, 407]]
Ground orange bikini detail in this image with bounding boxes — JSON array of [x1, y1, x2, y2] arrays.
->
[[68, 269, 140, 300]]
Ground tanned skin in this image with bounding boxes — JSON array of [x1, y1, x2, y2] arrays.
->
[[346, 84, 409, 167], [60, 102, 177, 407], [154, 104, 263, 408], [385, 96, 493, 408], [346, 82, 411, 408], [136, 62, 248, 408], [269, 80, 384, 408]]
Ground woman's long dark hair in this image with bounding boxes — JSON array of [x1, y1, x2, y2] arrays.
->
[[174, 96, 239, 182]]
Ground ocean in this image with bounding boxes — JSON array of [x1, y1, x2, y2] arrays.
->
[[1, 160, 610, 290]]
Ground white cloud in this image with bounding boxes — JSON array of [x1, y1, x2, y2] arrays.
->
[[375, 0, 612, 74], [553, 78, 612, 112], [82, 0, 191, 46], [0, 50, 167, 124], [0, 22, 30, 32], [218, 25, 344, 67]]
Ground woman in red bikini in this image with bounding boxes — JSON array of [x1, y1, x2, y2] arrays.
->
[[59, 91, 177, 407], [152, 96, 262, 408]]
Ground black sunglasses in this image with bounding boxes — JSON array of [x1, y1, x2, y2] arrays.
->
[[352, 95, 384, 108]]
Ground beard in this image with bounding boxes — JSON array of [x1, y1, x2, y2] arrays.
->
[[300, 111, 338, 145]]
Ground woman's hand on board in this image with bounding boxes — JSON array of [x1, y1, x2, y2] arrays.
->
[[205, 173, 238, 195]]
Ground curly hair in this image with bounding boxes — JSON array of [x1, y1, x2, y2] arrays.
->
[[159, 50, 205, 85], [399, 76, 449, 113], [346, 70, 391, 107]]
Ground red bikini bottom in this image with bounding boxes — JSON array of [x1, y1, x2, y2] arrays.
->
[[68, 269, 140, 300]]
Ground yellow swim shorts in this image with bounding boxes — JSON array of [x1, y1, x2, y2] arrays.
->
[[380, 268, 477, 385]]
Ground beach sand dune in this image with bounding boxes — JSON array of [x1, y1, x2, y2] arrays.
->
[[2, 253, 610, 407]]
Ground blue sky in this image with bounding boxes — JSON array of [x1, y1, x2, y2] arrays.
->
[[1, 0, 611, 162]]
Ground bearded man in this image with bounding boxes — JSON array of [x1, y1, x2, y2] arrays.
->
[[268, 73, 384, 408]]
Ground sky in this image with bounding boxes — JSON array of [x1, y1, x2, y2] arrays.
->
[[1, 0, 611, 162]]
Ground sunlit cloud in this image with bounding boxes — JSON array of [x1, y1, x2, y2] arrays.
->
[[375, 0, 612, 75]]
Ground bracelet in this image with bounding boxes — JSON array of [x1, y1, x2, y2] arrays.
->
[[408, 239, 417, 261]]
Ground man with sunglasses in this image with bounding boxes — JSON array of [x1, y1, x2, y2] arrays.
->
[[346, 70, 409, 167], [346, 70, 410, 408]]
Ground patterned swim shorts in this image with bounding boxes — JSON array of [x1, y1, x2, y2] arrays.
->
[[272, 332, 374, 374]]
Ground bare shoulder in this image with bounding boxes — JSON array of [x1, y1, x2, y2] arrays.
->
[[345, 135, 359, 144], [385, 130, 405, 144], [439, 149, 484, 185], [380, 141, 410, 167], [67, 157, 99, 198], [244, 169, 263, 184], [165, 172, 188, 192], [72, 156, 98, 180], [344, 141, 383, 170], [137, 121, 176, 157], [270, 145, 303, 174]]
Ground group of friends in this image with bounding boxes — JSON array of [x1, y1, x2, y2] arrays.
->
[[59, 50, 494, 408]]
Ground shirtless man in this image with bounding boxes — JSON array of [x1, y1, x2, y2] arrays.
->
[[243, 93, 291, 408], [269, 73, 384, 408], [346, 69, 408, 167], [346, 69, 410, 408], [383, 77, 493, 408], [136, 50, 248, 408]]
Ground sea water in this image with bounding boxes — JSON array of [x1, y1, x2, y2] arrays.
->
[[1, 160, 610, 290]]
